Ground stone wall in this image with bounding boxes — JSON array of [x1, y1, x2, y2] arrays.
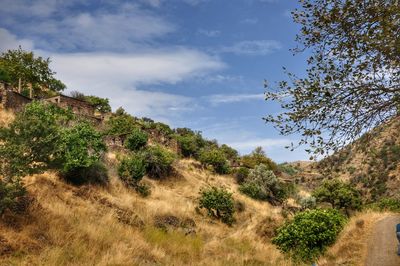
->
[[0, 82, 31, 112], [45, 95, 95, 116]]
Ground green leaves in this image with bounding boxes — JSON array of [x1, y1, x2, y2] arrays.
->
[[265, 0, 400, 155], [272, 208, 346, 263], [199, 148, 230, 174], [198, 186, 235, 225], [124, 128, 148, 151]]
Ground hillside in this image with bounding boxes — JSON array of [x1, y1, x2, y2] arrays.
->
[[0, 157, 289, 265], [315, 117, 400, 201]]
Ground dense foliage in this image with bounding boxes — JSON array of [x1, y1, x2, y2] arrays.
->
[[240, 147, 278, 172], [272, 209, 346, 263], [124, 128, 148, 151], [0, 47, 66, 97], [142, 145, 175, 179], [198, 186, 235, 225], [84, 95, 112, 113], [239, 164, 288, 204], [265, 0, 400, 156], [199, 148, 230, 174], [0, 179, 26, 215], [372, 198, 400, 212], [312, 179, 362, 214], [234, 167, 250, 184], [118, 155, 146, 187]]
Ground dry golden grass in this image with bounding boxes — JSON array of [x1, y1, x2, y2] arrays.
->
[[0, 109, 14, 127], [319, 211, 385, 266], [0, 157, 293, 266]]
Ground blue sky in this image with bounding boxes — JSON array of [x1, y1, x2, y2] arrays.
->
[[0, 0, 311, 162]]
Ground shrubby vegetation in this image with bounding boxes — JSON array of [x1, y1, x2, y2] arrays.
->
[[240, 147, 278, 172], [124, 128, 148, 151], [234, 167, 249, 184], [272, 209, 347, 263], [118, 154, 146, 187], [312, 179, 362, 214], [239, 164, 288, 204], [199, 148, 230, 174], [143, 145, 175, 179], [371, 198, 400, 212], [198, 186, 235, 225], [0, 179, 26, 215]]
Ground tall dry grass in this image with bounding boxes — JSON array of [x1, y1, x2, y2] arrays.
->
[[0, 158, 293, 266]]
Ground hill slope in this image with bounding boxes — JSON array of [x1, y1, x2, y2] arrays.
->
[[0, 155, 290, 266]]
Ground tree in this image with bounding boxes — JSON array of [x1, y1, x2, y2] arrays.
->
[[239, 164, 287, 204], [312, 179, 362, 214], [118, 155, 146, 187], [0, 101, 72, 179], [265, 0, 400, 156], [142, 145, 175, 179], [0, 47, 66, 97], [83, 95, 112, 113], [199, 148, 230, 174], [240, 147, 278, 171], [124, 128, 148, 151], [198, 186, 235, 225], [272, 209, 346, 263]]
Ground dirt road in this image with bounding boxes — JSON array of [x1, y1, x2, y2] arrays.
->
[[365, 215, 400, 266]]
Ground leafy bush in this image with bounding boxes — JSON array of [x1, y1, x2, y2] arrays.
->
[[0, 179, 26, 215], [278, 163, 298, 176], [199, 148, 230, 174], [239, 164, 287, 204], [299, 196, 317, 210], [176, 134, 202, 158], [118, 155, 146, 187], [312, 179, 362, 214], [0, 101, 72, 178], [125, 128, 148, 151], [372, 198, 400, 212], [62, 162, 109, 185], [272, 209, 347, 263], [57, 122, 106, 174], [234, 167, 250, 184], [143, 145, 175, 179], [199, 186, 235, 225], [135, 182, 151, 197], [240, 147, 278, 172]]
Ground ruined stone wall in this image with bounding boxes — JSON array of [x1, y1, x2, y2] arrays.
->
[[0, 82, 31, 112], [46, 95, 95, 117]]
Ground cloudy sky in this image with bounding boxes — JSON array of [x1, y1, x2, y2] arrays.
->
[[0, 0, 311, 162]]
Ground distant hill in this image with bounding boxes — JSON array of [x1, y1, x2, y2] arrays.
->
[[315, 117, 400, 202]]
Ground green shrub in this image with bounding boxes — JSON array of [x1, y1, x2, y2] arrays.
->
[[372, 198, 400, 212], [272, 209, 347, 263], [198, 186, 235, 225], [312, 179, 362, 214], [176, 134, 202, 158], [278, 163, 298, 176], [62, 162, 109, 185], [239, 164, 287, 204], [57, 122, 106, 173], [125, 128, 148, 151], [118, 155, 146, 187], [199, 148, 230, 174], [240, 147, 278, 172], [299, 196, 317, 210], [143, 145, 175, 179], [234, 167, 250, 184], [0, 179, 26, 215], [135, 182, 151, 197]]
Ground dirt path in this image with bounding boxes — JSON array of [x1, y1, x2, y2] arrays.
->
[[365, 215, 400, 266]]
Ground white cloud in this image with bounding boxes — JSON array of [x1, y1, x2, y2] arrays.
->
[[198, 29, 221, 37], [0, 28, 34, 52], [219, 40, 281, 56], [45, 49, 224, 120], [207, 93, 265, 105], [227, 138, 291, 150], [196, 74, 243, 84]]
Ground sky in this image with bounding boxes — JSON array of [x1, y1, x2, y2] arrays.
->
[[0, 0, 312, 162]]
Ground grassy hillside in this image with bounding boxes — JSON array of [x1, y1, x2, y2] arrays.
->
[[315, 117, 400, 201], [0, 156, 290, 266]]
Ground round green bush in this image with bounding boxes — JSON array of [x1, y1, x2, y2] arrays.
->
[[142, 145, 175, 179], [118, 155, 146, 187], [199, 148, 230, 174], [125, 128, 148, 151], [373, 198, 400, 212], [272, 208, 346, 263], [198, 186, 235, 225]]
